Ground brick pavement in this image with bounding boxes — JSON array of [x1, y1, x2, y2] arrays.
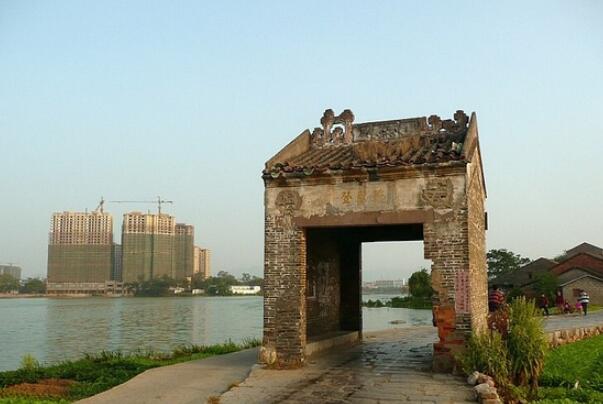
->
[[219, 327, 475, 404]]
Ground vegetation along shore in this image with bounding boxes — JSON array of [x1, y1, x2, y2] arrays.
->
[[0, 339, 260, 403]]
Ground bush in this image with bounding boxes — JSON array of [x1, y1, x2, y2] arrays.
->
[[457, 330, 509, 384], [19, 355, 40, 372], [458, 297, 549, 401], [507, 297, 548, 391]]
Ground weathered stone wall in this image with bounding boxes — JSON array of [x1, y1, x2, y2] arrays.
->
[[466, 141, 488, 333], [263, 163, 487, 370], [306, 230, 341, 337], [261, 190, 307, 368], [422, 179, 471, 372]]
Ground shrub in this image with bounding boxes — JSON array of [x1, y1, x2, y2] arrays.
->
[[458, 297, 549, 401], [19, 355, 40, 372], [507, 297, 548, 391], [457, 330, 509, 385]]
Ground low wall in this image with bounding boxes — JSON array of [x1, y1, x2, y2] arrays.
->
[[305, 331, 360, 357], [547, 324, 603, 347]]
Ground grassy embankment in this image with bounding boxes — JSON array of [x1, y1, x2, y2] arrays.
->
[[363, 296, 432, 309], [532, 334, 603, 403], [0, 338, 261, 404]]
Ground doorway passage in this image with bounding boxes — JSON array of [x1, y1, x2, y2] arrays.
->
[[362, 240, 433, 332], [305, 224, 428, 341]]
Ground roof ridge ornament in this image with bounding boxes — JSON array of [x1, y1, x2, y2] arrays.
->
[[313, 108, 355, 147]]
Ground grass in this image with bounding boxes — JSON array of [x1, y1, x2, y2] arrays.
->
[[0, 338, 261, 403], [533, 334, 603, 403]]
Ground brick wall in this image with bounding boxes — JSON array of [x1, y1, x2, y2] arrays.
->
[[561, 277, 603, 305], [306, 230, 341, 337], [261, 190, 307, 368], [262, 165, 487, 370]]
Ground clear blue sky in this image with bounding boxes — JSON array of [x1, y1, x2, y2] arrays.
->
[[1, 1, 602, 280]]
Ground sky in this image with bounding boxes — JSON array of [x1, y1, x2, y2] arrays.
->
[[1, 1, 602, 281]]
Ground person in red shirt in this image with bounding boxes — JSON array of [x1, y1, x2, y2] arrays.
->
[[488, 285, 505, 312]]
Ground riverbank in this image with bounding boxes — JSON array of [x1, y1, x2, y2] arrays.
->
[[0, 339, 260, 403], [364, 296, 432, 309]]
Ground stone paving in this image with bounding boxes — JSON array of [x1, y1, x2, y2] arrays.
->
[[219, 327, 475, 404]]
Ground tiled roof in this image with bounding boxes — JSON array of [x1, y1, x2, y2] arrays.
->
[[265, 109, 470, 177], [490, 258, 558, 288]]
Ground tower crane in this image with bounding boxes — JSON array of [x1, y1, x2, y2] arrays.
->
[[108, 196, 173, 214], [94, 197, 105, 213]]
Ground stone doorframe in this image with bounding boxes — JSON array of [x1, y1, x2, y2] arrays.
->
[[261, 201, 486, 372]]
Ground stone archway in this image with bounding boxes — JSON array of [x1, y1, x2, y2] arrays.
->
[[260, 109, 488, 372]]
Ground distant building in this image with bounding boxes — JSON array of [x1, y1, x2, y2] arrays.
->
[[112, 244, 122, 281], [490, 242, 603, 305], [230, 285, 260, 295], [174, 224, 194, 280], [121, 212, 194, 282], [47, 211, 114, 294], [193, 246, 211, 279], [0, 264, 22, 280]]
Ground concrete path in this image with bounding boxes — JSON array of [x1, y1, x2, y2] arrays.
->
[[77, 347, 258, 404], [77, 311, 603, 404], [543, 308, 603, 332], [220, 327, 475, 404]]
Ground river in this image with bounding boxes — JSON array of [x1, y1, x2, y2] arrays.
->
[[0, 295, 432, 371]]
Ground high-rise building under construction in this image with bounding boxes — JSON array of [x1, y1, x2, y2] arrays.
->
[[121, 212, 194, 282], [174, 224, 194, 280], [47, 211, 114, 293]]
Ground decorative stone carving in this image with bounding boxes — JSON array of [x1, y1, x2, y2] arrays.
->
[[428, 115, 442, 132], [312, 108, 355, 146], [275, 190, 302, 213], [421, 178, 454, 209], [309, 109, 468, 147], [275, 190, 302, 232], [454, 110, 468, 127]]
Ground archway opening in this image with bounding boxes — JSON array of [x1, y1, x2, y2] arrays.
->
[[361, 241, 433, 332]]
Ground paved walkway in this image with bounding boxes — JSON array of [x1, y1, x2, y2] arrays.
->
[[77, 347, 259, 404], [543, 308, 603, 331], [78, 310, 603, 404], [220, 327, 475, 404]]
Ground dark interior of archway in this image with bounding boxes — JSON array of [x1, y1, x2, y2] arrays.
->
[[305, 224, 423, 338]]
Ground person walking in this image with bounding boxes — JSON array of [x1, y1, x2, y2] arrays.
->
[[488, 285, 505, 312], [538, 293, 550, 317], [555, 290, 564, 314], [578, 290, 590, 316]]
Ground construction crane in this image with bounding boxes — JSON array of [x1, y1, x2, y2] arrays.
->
[[94, 197, 105, 213], [105, 196, 174, 214]]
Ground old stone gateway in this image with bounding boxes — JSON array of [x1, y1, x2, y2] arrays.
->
[[261, 109, 488, 372]]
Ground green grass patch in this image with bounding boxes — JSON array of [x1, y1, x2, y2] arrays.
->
[[0, 338, 261, 403], [534, 334, 603, 402]]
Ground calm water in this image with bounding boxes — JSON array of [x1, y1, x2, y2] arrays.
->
[[0, 296, 431, 371]]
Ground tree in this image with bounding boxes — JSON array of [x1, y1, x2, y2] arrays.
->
[[487, 249, 531, 279], [408, 269, 433, 299], [0, 274, 19, 293], [19, 278, 46, 294], [533, 273, 558, 301], [130, 275, 177, 297]]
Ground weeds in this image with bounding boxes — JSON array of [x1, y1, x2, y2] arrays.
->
[[457, 297, 548, 401], [0, 338, 261, 403]]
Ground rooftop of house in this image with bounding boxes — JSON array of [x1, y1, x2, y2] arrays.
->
[[564, 242, 603, 259], [264, 109, 474, 177], [490, 258, 558, 288]]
